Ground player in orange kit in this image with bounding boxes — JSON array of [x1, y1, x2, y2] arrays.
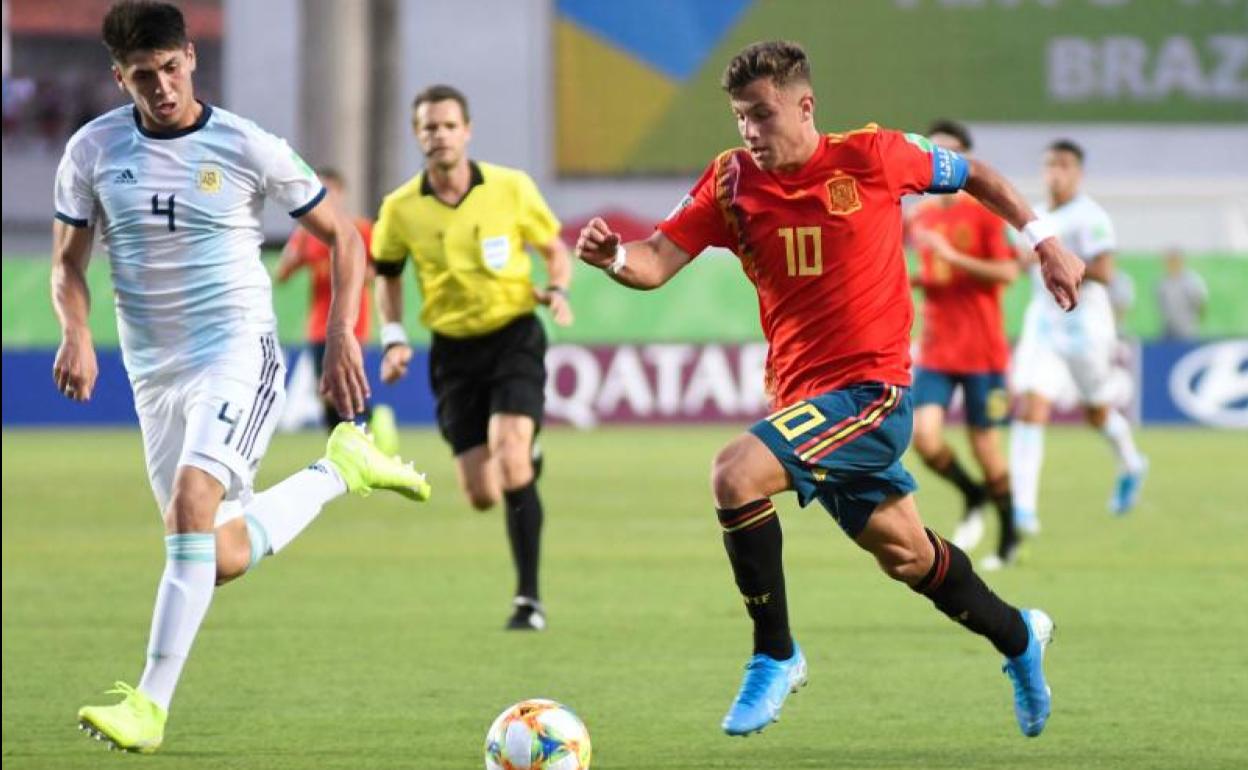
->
[[576, 41, 1084, 739], [909, 120, 1020, 569]]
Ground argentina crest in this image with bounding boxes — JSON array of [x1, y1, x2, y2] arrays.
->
[[825, 172, 861, 215], [196, 165, 223, 194]]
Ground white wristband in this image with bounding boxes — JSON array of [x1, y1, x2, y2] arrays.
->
[[608, 244, 628, 275], [1022, 218, 1058, 250], [380, 322, 409, 350]]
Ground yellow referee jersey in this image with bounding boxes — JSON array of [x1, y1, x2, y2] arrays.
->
[[372, 160, 561, 338]]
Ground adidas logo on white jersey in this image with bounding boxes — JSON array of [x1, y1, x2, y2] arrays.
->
[[114, 169, 138, 185]]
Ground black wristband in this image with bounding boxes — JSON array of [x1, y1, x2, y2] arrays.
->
[[546, 285, 567, 297]]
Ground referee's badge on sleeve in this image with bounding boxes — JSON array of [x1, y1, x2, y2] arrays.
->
[[481, 235, 510, 271]]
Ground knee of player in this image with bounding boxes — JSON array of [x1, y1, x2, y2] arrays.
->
[[496, 454, 535, 491], [911, 431, 942, 462], [465, 488, 499, 511], [710, 450, 755, 509], [165, 478, 223, 532], [1084, 405, 1109, 428], [490, 430, 528, 461]]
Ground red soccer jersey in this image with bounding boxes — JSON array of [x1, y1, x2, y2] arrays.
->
[[659, 125, 949, 409], [285, 218, 374, 343], [910, 194, 1013, 373]]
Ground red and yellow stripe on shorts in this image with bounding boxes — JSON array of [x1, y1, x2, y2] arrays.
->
[[793, 385, 902, 465]]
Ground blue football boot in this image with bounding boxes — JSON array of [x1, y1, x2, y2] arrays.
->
[[1003, 609, 1054, 737], [721, 643, 807, 736], [1110, 458, 1148, 516]]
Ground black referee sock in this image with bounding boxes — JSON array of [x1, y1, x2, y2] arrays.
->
[[504, 482, 543, 600], [717, 500, 794, 661], [913, 528, 1029, 658], [927, 447, 985, 508], [987, 475, 1019, 554]]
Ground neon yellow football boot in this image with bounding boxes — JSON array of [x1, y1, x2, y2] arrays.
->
[[325, 422, 431, 501], [77, 682, 167, 754], [367, 403, 401, 457]]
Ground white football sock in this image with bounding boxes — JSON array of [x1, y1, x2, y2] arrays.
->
[[1101, 410, 1145, 473], [138, 533, 217, 711], [243, 460, 347, 566], [1009, 422, 1045, 514]]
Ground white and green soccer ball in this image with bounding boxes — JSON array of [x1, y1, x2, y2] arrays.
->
[[484, 699, 591, 770]]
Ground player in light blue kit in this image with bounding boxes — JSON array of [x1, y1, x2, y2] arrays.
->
[[1010, 140, 1147, 533], [52, 1, 431, 753]]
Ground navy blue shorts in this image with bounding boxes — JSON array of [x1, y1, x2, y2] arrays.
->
[[750, 383, 917, 539], [911, 367, 1010, 428]]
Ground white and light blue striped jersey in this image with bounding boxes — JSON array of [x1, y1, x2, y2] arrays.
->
[[1024, 192, 1118, 343], [1029, 193, 1116, 305], [53, 102, 324, 382]]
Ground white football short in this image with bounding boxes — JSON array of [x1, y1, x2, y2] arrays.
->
[[132, 332, 286, 526], [1012, 286, 1117, 406]]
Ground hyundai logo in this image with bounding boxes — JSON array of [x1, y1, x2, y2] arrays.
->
[[1168, 341, 1248, 429]]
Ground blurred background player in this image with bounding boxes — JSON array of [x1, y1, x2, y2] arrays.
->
[[1011, 139, 1148, 532], [1156, 247, 1208, 340], [372, 84, 574, 631], [908, 119, 1020, 569], [61, 1, 430, 754], [577, 40, 1084, 740], [275, 166, 398, 454]]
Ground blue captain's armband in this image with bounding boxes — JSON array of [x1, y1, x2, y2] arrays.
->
[[928, 145, 969, 193]]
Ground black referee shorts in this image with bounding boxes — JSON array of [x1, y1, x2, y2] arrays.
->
[[428, 313, 547, 455]]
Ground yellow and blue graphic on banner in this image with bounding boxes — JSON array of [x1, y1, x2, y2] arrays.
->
[[555, 0, 753, 175], [556, 0, 1247, 176]]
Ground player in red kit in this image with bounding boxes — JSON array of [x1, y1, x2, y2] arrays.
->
[[908, 120, 1021, 569], [576, 41, 1084, 739], [276, 168, 397, 453]]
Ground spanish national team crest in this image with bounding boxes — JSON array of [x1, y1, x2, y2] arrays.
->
[[196, 165, 223, 194], [825, 172, 861, 215]]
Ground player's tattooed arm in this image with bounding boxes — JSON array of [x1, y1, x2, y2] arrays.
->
[[50, 218, 98, 402], [575, 217, 692, 290], [962, 159, 1084, 310]]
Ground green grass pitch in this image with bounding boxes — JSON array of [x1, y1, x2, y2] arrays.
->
[[3, 426, 1246, 769]]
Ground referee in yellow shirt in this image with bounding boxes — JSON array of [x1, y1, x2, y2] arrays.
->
[[372, 85, 573, 631]]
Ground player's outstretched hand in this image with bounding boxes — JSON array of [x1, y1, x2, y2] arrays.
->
[[575, 217, 621, 270], [380, 343, 412, 385], [52, 329, 98, 402], [1036, 238, 1085, 311], [321, 329, 370, 418]]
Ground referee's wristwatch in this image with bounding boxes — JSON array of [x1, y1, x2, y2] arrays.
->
[[546, 285, 568, 299]]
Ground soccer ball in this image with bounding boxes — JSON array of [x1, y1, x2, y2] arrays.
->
[[484, 699, 591, 770]]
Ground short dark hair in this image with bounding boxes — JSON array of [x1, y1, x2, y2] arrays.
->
[[1047, 138, 1085, 165], [315, 167, 344, 186], [927, 118, 973, 151], [411, 84, 470, 123], [721, 40, 811, 95], [102, 1, 187, 62]]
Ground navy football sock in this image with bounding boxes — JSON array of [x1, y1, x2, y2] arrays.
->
[[718, 499, 794, 661], [914, 528, 1028, 657]]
